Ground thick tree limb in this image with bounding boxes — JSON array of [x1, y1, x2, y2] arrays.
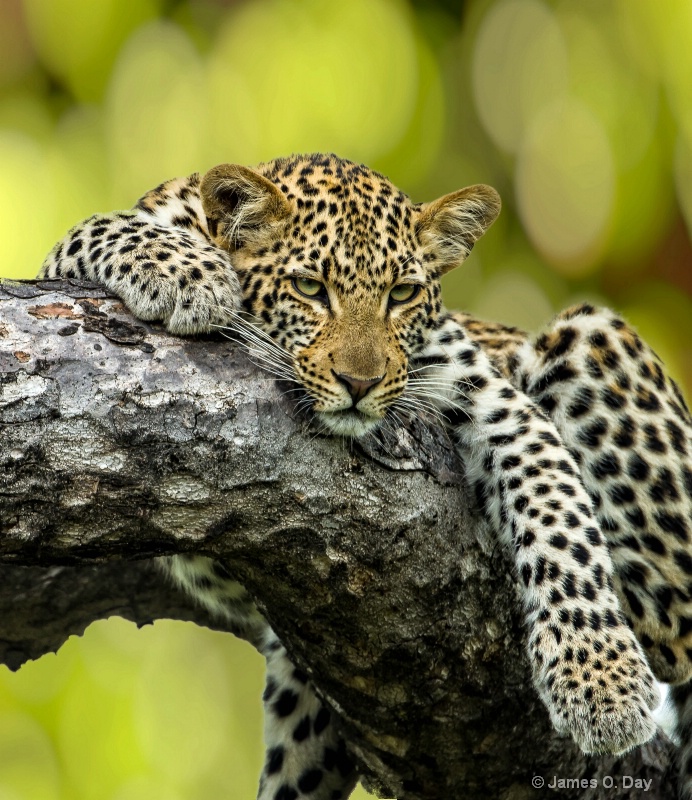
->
[[0, 279, 676, 798]]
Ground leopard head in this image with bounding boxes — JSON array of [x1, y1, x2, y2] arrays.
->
[[201, 154, 499, 437]]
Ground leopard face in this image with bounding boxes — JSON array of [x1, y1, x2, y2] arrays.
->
[[201, 154, 500, 436]]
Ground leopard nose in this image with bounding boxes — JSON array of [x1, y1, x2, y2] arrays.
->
[[333, 371, 384, 404]]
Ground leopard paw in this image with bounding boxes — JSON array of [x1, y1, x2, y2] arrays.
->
[[549, 682, 658, 755], [41, 211, 243, 336], [543, 649, 659, 755], [112, 241, 242, 336], [531, 614, 660, 755]]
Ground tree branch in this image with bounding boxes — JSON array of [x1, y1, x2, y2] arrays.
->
[[0, 279, 676, 799]]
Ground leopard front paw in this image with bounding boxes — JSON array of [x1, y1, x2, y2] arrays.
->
[[41, 212, 244, 335], [547, 678, 658, 755], [115, 246, 242, 335], [540, 640, 659, 755], [530, 612, 660, 755]]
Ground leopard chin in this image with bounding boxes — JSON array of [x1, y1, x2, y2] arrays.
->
[[316, 409, 382, 438]]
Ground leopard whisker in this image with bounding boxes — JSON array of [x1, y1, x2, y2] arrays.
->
[[218, 331, 295, 382], [213, 305, 294, 360], [407, 362, 448, 375], [405, 385, 476, 430], [392, 400, 445, 431], [216, 322, 296, 381], [394, 392, 443, 417], [407, 378, 475, 407]]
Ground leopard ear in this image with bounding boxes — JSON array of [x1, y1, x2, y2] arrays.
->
[[200, 164, 292, 249], [416, 185, 501, 274]]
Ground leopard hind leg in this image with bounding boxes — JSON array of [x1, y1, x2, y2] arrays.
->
[[162, 556, 357, 800], [258, 629, 357, 800]]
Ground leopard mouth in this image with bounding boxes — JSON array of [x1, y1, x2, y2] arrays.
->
[[316, 408, 382, 437]]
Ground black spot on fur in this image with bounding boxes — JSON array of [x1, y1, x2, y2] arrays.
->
[[591, 452, 620, 478], [298, 769, 323, 793], [655, 512, 689, 542], [543, 327, 578, 359], [533, 363, 576, 393], [626, 452, 650, 481], [267, 746, 284, 774], [274, 689, 299, 717], [293, 716, 311, 742], [567, 388, 594, 418], [570, 543, 591, 566], [274, 786, 298, 800], [67, 238, 82, 256]]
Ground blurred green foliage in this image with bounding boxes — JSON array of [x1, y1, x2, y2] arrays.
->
[[0, 619, 266, 799], [1, 0, 691, 797]]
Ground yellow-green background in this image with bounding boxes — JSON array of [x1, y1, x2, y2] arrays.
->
[[1, 0, 691, 797]]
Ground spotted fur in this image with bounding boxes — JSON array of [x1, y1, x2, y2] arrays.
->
[[41, 153, 692, 798]]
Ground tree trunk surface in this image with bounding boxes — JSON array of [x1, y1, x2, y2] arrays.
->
[[0, 279, 676, 799]]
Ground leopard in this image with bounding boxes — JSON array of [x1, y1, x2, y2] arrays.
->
[[39, 152, 692, 799]]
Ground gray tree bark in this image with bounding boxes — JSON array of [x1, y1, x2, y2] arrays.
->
[[0, 279, 676, 799]]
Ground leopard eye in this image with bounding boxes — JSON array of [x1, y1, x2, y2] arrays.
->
[[389, 283, 420, 304], [293, 277, 324, 298]]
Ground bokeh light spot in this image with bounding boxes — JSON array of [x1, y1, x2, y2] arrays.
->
[[472, 0, 568, 154], [134, 623, 232, 785], [471, 270, 554, 332], [516, 98, 614, 275], [106, 21, 207, 203], [23, 0, 163, 102], [559, 7, 658, 172], [0, 712, 60, 800], [0, 131, 55, 278], [111, 774, 186, 800], [675, 137, 692, 243], [208, 0, 420, 163]]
